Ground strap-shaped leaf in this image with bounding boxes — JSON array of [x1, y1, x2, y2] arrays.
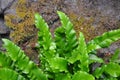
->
[[78, 32, 87, 55], [105, 62, 120, 77], [68, 32, 89, 72], [78, 32, 89, 72], [0, 68, 25, 80], [35, 13, 56, 73], [68, 49, 81, 64], [93, 65, 106, 79], [35, 13, 53, 51], [0, 52, 13, 68], [49, 57, 68, 73], [110, 49, 120, 62], [87, 29, 120, 53], [2, 39, 47, 80], [89, 54, 103, 64], [72, 71, 95, 80], [35, 13, 56, 65], [54, 27, 66, 55], [55, 73, 71, 80], [57, 11, 78, 51]]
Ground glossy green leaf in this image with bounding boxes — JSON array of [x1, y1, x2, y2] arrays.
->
[[105, 62, 120, 77], [102, 77, 117, 80], [0, 52, 13, 68], [1, 11, 120, 80], [110, 49, 120, 62], [35, 13, 56, 75], [78, 32, 89, 72], [57, 11, 78, 52], [93, 65, 106, 78], [68, 32, 89, 72], [35, 13, 53, 51], [55, 73, 71, 80], [0, 68, 25, 80], [68, 32, 87, 63], [2, 39, 47, 80], [72, 71, 95, 80], [78, 32, 87, 55], [49, 57, 68, 73], [89, 54, 104, 64], [87, 29, 120, 53], [68, 49, 81, 64], [54, 27, 66, 55]]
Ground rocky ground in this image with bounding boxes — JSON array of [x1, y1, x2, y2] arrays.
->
[[0, 0, 14, 50], [0, 0, 120, 63]]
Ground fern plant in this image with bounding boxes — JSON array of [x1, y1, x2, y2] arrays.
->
[[0, 11, 120, 80], [0, 39, 47, 80]]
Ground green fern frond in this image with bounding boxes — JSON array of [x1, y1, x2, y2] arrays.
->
[[87, 29, 120, 53], [35, 13, 53, 51], [0, 68, 25, 80], [35, 13, 56, 74], [68, 32, 89, 72], [0, 52, 13, 68], [57, 11, 78, 52], [72, 71, 95, 80], [1, 11, 120, 80], [78, 32, 89, 72], [110, 49, 120, 63], [2, 39, 47, 80], [54, 26, 66, 55]]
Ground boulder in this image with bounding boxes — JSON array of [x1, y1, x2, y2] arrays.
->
[[1, 0, 120, 62]]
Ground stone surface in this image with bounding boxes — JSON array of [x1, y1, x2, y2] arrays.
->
[[0, 0, 120, 62], [0, 0, 15, 51], [62, 0, 120, 54], [0, 19, 9, 34]]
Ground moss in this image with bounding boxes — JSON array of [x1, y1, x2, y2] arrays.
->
[[5, 14, 17, 30], [68, 12, 109, 42], [68, 12, 95, 41], [5, 0, 119, 63], [5, 0, 39, 63], [5, 0, 37, 45]]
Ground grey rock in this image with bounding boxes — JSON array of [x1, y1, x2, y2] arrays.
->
[[1, 0, 120, 59], [0, 0, 15, 10], [0, 0, 15, 51], [0, 19, 9, 34], [63, 0, 120, 53], [0, 0, 15, 34]]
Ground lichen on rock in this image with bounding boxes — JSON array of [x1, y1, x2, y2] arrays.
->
[[4, 0, 120, 63], [5, 0, 38, 44], [5, 0, 39, 64]]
